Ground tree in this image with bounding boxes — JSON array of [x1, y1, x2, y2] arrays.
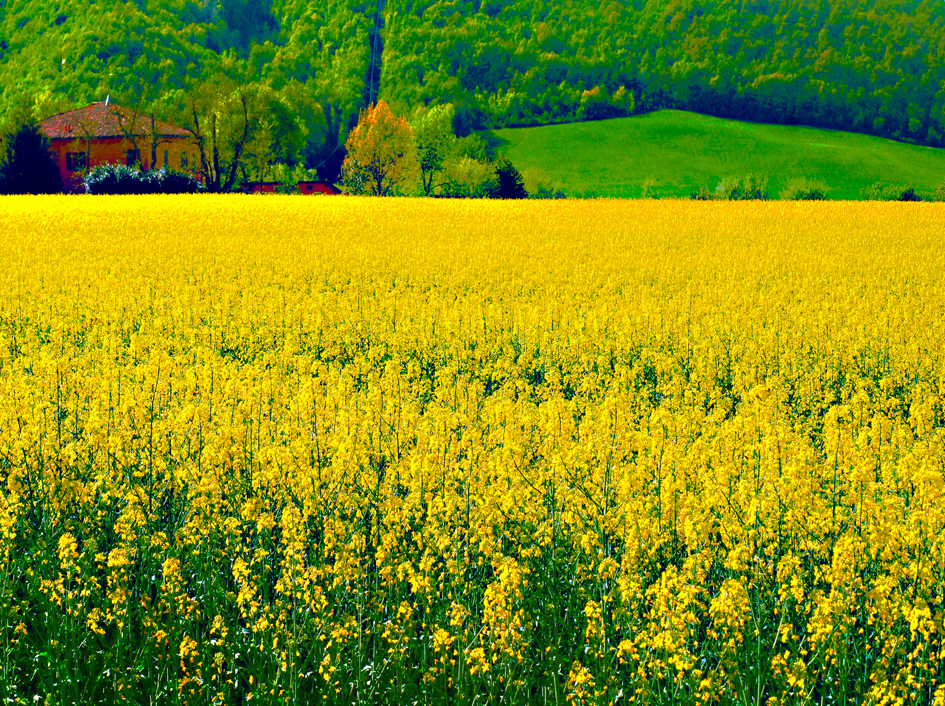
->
[[239, 85, 306, 182], [172, 59, 298, 192], [442, 157, 495, 198], [411, 103, 457, 196], [174, 73, 251, 192], [488, 157, 528, 199], [340, 100, 417, 196], [278, 79, 327, 173], [0, 116, 61, 194]]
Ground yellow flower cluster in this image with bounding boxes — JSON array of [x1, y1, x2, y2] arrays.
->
[[0, 195, 944, 704]]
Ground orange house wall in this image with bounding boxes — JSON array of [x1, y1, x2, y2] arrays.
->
[[50, 136, 199, 193]]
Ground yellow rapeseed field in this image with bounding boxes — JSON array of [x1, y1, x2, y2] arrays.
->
[[1, 195, 945, 705]]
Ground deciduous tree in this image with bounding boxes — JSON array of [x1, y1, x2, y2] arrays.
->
[[340, 100, 417, 196], [411, 103, 456, 196], [172, 59, 300, 192], [240, 84, 307, 181]]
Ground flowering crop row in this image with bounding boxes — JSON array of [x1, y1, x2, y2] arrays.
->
[[1, 196, 944, 705]]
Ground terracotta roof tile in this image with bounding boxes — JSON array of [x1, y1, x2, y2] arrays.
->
[[39, 102, 191, 140]]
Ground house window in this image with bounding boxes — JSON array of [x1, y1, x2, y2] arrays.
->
[[66, 152, 87, 172], [164, 149, 169, 168], [126, 149, 140, 167], [181, 152, 189, 169]]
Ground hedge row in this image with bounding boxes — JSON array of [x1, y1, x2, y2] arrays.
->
[[84, 164, 204, 195]]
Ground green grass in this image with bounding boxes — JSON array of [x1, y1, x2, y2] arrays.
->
[[493, 110, 945, 199]]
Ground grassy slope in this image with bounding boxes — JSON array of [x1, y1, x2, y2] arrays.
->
[[493, 110, 945, 199]]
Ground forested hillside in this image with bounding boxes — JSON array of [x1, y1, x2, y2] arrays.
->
[[1, 0, 943, 181], [382, 0, 945, 145]]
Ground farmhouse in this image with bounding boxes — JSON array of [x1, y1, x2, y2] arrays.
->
[[39, 101, 198, 193]]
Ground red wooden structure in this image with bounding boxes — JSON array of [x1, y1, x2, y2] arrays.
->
[[242, 181, 340, 195], [297, 181, 341, 195]]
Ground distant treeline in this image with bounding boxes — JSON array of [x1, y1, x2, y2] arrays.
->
[[1, 0, 942, 182], [383, 0, 945, 145]]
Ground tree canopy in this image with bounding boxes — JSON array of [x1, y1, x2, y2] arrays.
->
[[340, 100, 417, 195], [381, 0, 945, 146], [411, 103, 457, 195]]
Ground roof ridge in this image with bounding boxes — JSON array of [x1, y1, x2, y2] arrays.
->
[[39, 101, 192, 140]]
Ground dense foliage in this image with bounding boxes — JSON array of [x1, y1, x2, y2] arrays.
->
[[488, 158, 528, 199], [1, 0, 943, 184], [382, 0, 945, 145], [84, 163, 204, 194], [2, 197, 945, 703], [340, 99, 417, 195], [0, 118, 61, 194]]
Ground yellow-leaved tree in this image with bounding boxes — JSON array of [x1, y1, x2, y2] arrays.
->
[[340, 100, 417, 195]]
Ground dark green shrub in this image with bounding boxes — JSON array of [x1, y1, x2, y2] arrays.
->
[[85, 164, 203, 194], [0, 120, 62, 194], [860, 182, 890, 200], [860, 182, 924, 201], [792, 188, 826, 200], [689, 184, 715, 200], [781, 177, 829, 200], [530, 183, 567, 199], [690, 176, 770, 201], [717, 174, 769, 200], [85, 164, 146, 194], [487, 158, 528, 199], [143, 167, 204, 194]]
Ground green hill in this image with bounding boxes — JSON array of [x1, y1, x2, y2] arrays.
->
[[494, 110, 945, 200]]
